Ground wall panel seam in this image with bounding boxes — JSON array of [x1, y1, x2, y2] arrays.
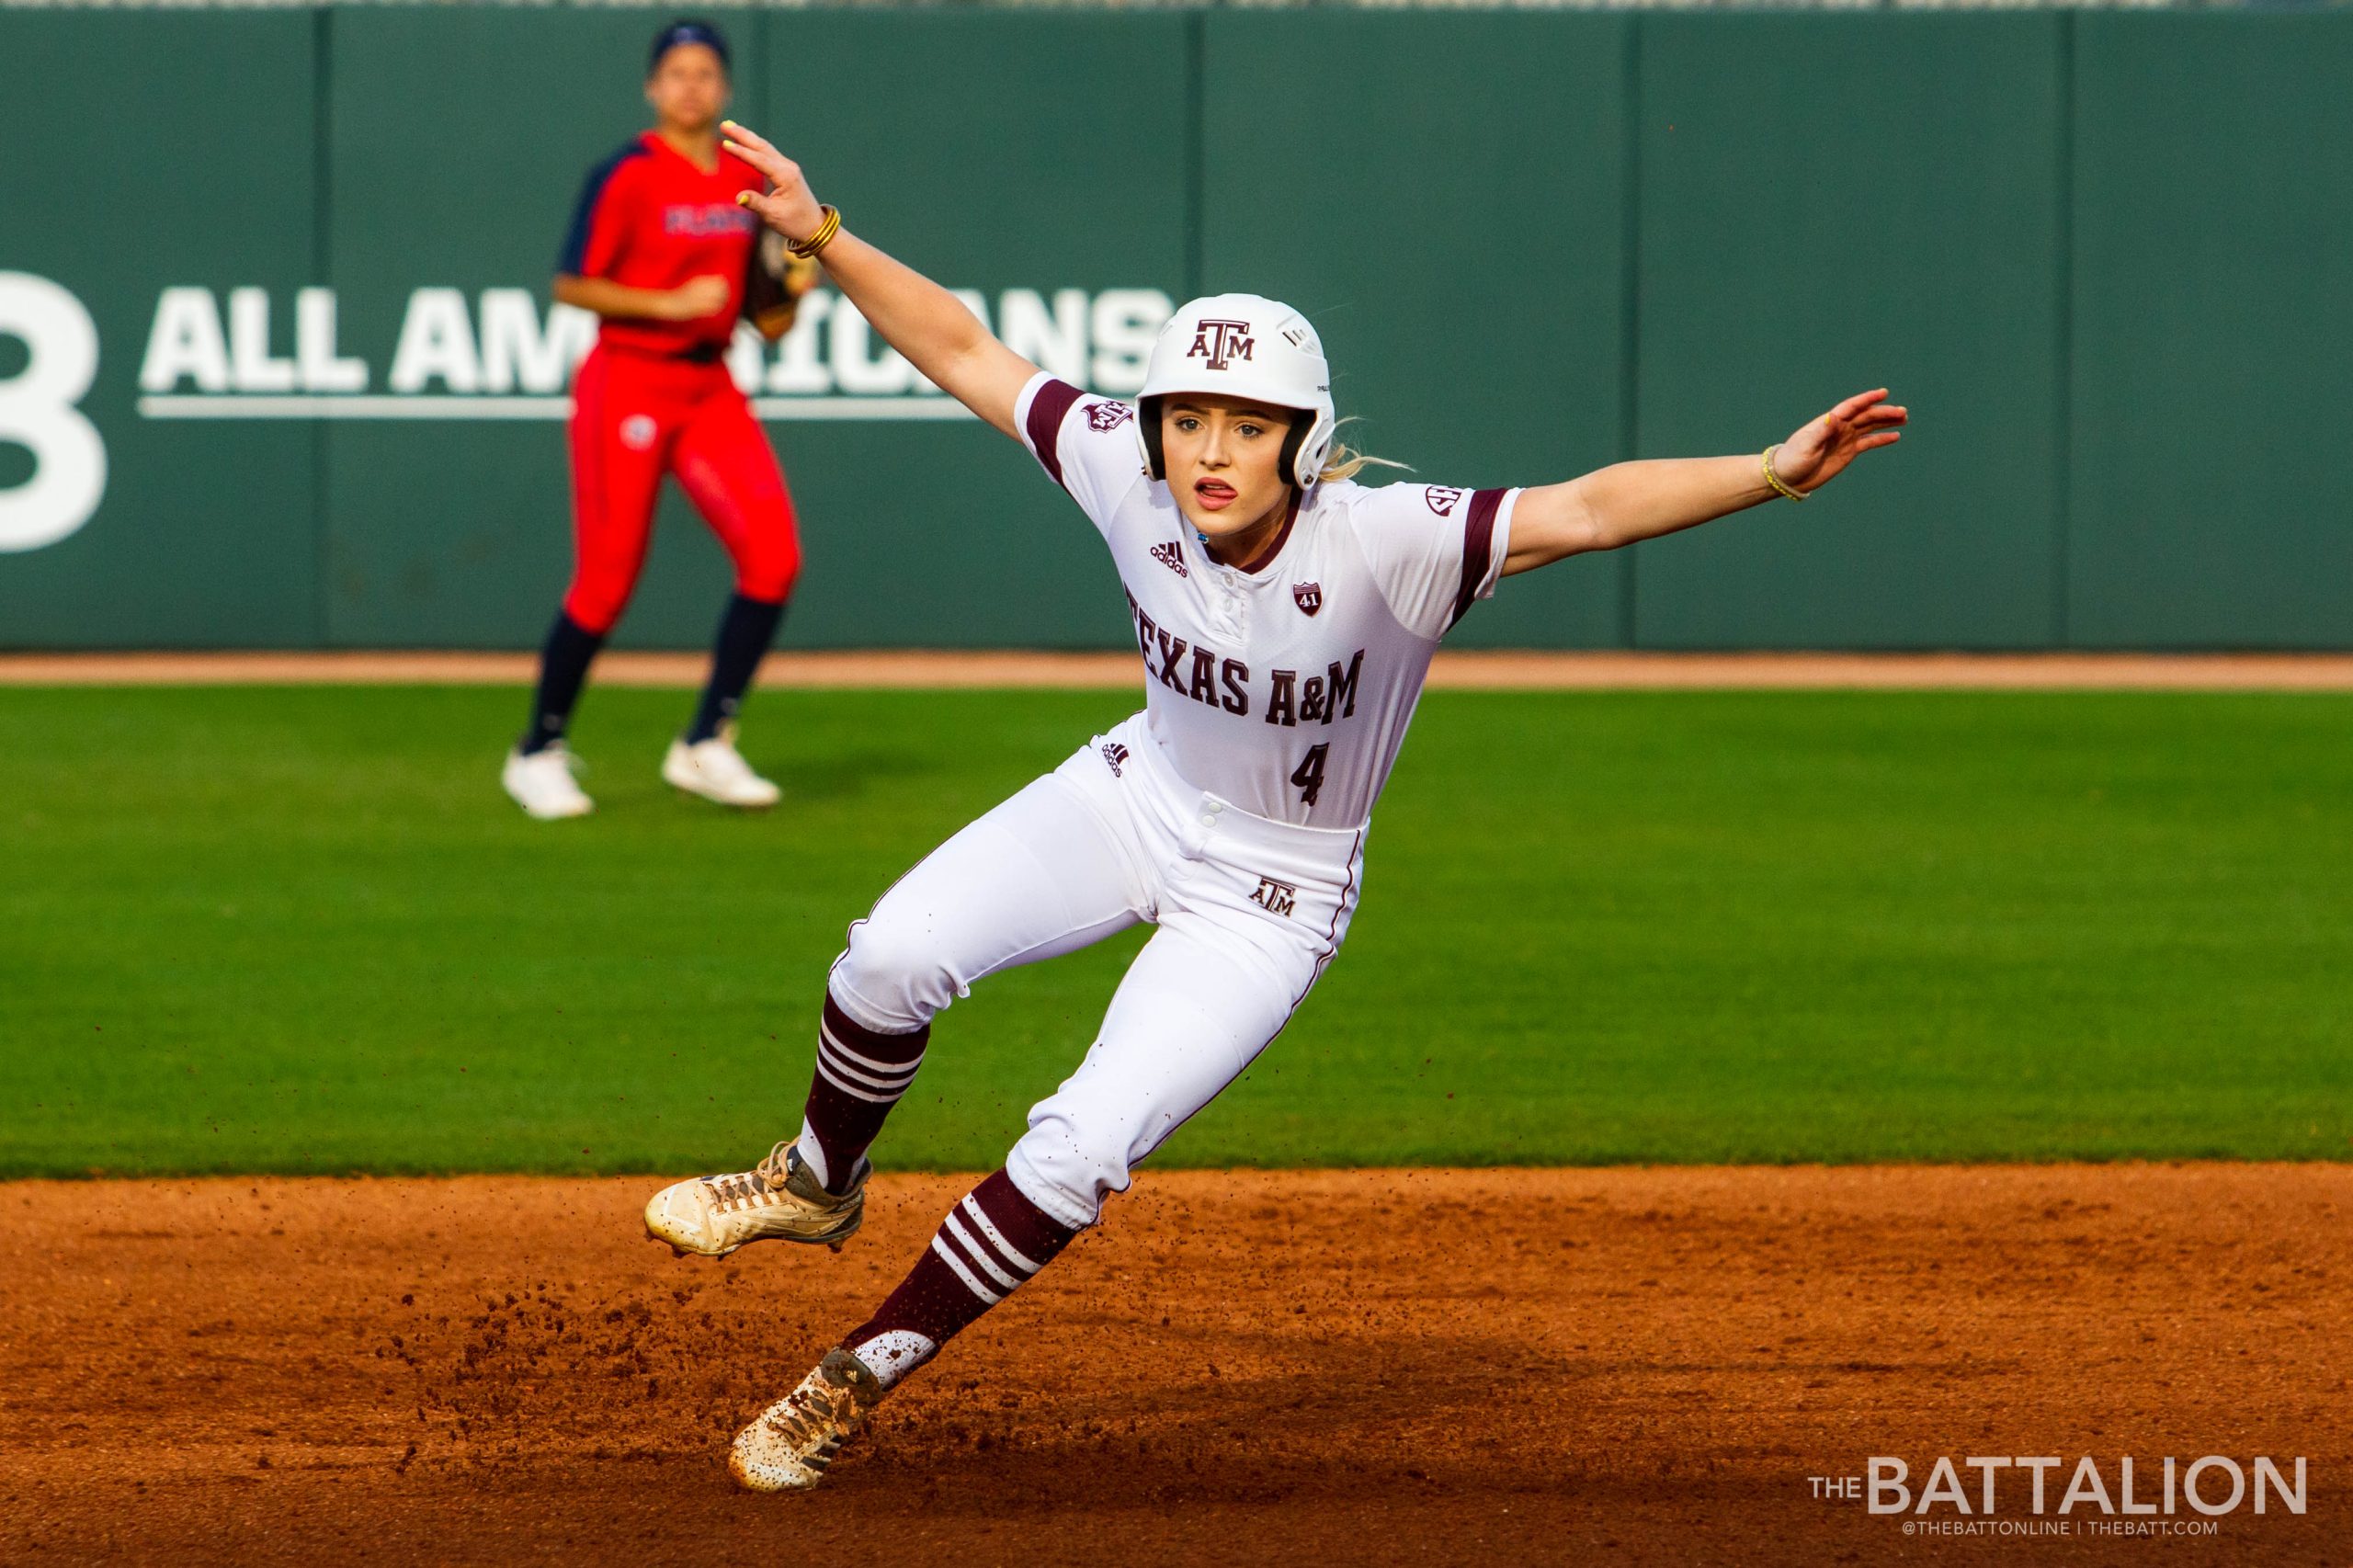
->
[[1617, 13, 1643, 651], [312, 4, 332, 650], [2052, 9, 2076, 650], [1184, 9, 1205, 301]]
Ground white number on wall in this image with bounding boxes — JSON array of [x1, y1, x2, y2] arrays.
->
[[0, 273, 108, 553]]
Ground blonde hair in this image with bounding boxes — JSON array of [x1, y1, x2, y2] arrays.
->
[[1315, 417, 1410, 484]]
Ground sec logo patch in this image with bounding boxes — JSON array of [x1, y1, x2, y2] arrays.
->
[[620, 415, 659, 451]]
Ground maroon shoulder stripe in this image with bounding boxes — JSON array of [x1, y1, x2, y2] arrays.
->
[[1025, 378, 1086, 492], [1449, 487, 1507, 630]]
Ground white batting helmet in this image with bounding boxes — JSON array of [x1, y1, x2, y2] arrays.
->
[[1135, 294, 1337, 489]]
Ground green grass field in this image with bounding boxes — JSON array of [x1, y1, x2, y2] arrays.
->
[[3, 683, 2347, 1177]]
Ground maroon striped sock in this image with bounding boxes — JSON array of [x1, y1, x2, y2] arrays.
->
[[797, 993, 928, 1194], [844, 1169, 1076, 1390]]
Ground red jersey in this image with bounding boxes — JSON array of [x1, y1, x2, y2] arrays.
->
[[558, 131, 764, 357]]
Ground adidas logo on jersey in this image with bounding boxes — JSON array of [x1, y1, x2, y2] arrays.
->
[[1100, 743, 1130, 777], [1150, 542, 1188, 578]]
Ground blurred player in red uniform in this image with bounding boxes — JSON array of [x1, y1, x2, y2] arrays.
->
[[503, 18, 815, 819]]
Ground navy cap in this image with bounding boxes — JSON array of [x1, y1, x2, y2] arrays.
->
[[648, 18, 731, 75]]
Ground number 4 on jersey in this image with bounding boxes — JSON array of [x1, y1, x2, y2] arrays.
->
[[1290, 743, 1329, 809]]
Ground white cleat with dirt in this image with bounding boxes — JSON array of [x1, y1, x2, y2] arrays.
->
[[643, 1142, 866, 1258], [662, 727, 781, 809], [502, 744, 594, 820], [730, 1347, 883, 1493]]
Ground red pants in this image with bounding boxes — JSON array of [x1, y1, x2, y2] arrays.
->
[[563, 344, 801, 634]]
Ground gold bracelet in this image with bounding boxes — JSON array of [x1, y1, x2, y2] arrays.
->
[[1761, 444, 1808, 503], [787, 204, 842, 260]]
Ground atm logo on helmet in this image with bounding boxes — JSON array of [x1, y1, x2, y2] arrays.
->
[[1187, 319, 1255, 370]]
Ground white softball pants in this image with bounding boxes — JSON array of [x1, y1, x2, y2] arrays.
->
[[826, 712, 1366, 1230]]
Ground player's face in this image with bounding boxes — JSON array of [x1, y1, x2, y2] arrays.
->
[[1163, 397, 1295, 539], [645, 45, 730, 134]]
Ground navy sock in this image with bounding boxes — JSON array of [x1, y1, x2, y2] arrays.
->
[[519, 612, 605, 756], [686, 593, 785, 744]]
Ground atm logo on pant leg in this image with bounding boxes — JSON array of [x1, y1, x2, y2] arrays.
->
[[1248, 877, 1297, 918]]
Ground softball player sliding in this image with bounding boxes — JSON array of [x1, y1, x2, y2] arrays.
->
[[502, 20, 817, 821], [643, 119, 1905, 1491]]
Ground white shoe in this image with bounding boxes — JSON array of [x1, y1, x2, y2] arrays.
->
[[730, 1347, 884, 1493], [644, 1142, 866, 1258], [502, 744, 593, 820], [662, 726, 780, 809]]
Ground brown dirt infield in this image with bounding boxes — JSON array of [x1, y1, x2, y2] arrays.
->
[[6, 649, 2353, 689], [4, 1166, 2344, 1566]]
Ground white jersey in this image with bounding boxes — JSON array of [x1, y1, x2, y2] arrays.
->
[[1016, 372, 1518, 829]]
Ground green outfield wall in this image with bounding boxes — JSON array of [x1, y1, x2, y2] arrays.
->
[[0, 8, 2346, 651]]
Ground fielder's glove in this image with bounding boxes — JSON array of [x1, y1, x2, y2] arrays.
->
[[746, 230, 824, 342]]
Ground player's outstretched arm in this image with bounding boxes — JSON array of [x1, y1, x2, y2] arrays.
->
[[1499, 389, 1907, 576], [555, 273, 731, 324], [722, 120, 1038, 440]]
